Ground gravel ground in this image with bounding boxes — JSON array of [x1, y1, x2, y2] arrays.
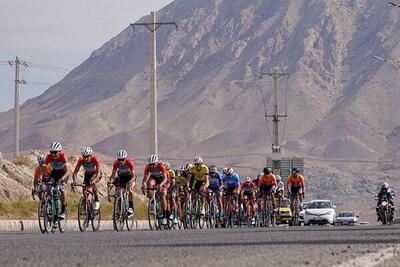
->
[[0, 225, 399, 267]]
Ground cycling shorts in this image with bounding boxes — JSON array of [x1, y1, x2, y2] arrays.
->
[[259, 184, 274, 197], [290, 185, 302, 201]]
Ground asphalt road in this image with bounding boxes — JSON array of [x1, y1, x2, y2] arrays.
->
[[1, 225, 400, 267]]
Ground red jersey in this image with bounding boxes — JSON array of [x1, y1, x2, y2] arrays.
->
[[76, 156, 100, 174], [241, 181, 257, 192], [44, 152, 68, 171], [144, 162, 166, 178], [113, 159, 135, 176]]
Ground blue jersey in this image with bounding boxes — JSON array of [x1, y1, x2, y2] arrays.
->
[[208, 171, 222, 190], [222, 173, 240, 189]]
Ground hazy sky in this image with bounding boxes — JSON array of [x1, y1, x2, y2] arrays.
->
[[0, 0, 174, 112]]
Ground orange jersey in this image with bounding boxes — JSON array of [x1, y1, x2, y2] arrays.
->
[[258, 174, 277, 186], [33, 164, 52, 183], [287, 174, 304, 187]]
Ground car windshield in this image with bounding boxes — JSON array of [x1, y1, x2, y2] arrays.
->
[[302, 202, 309, 209], [338, 212, 354, 217], [281, 199, 290, 207], [308, 201, 331, 209]]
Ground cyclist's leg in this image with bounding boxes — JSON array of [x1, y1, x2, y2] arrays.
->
[[216, 190, 223, 217]]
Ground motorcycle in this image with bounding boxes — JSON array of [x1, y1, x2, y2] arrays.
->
[[376, 195, 394, 225]]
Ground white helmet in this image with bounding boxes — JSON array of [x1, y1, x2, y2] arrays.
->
[[276, 175, 282, 181], [49, 142, 62, 152], [184, 163, 192, 172], [245, 176, 252, 182], [81, 146, 93, 157], [148, 154, 159, 164], [222, 167, 228, 175], [37, 154, 46, 164], [117, 150, 128, 159], [164, 162, 171, 169], [194, 156, 203, 164]]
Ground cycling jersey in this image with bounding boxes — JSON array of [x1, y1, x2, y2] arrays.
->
[[287, 174, 304, 187], [167, 169, 176, 181], [144, 162, 167, 183], [208, 171, 222, 190], [113, 159, 135, 177], [33, 164, 52, 183], [44, 152, 68, 171], [258, 174, 277, 187], [76, 156, 100, 174], [276, 181, 284, 193], [222, 173, 240, 189], [241, 181, 256, 195], [189, 165, 209, 182], [176, 174, 188, 187]]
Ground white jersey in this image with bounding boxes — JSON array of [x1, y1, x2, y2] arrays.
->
[[276, 181, 284, 193]]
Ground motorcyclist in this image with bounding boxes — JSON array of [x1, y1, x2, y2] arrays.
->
[[375, 182, 395, 221]]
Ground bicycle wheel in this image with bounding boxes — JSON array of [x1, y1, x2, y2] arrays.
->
[[113, 196, 124, 231], [58, 200, 67, 233], [43, 198, 53, 233], [91, 207, 101, 232], [78, 197, 88, 232], [198, 198, 206, 229], [208, 201, 215, 229], [148, 198, 157, 231], [183, 199, 191, 229], [38, 198, 46, 234], [126, 204, 135, 231]]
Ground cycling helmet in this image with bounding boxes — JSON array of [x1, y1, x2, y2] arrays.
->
[[245, 176, 252, 182], [222, 167, 228, 175], [292, 167, 300, 174], [184, 163, 193, 172], [194, 156, 203, 164], [37, 154, 45, 164], [117, 150, 128, 159], [164, 162, 171, 169], [148, 154, 159, 164], [276, 175, 282, 181], [49, 142, 62, 152], [209, 165, 217, 173], [263, 167, 272, 175], [81, 146, 93, 157], [226, 168, 234, 175]]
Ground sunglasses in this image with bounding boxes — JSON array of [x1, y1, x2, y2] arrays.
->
[[117, 158, 125, 162], [50, 151, 59, 155], [194, 163, 201, 166]]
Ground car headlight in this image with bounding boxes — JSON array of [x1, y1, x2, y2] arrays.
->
[[327, 210, 334, 215]]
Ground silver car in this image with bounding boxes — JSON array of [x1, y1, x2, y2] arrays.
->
[[336, 212, 359, 226]]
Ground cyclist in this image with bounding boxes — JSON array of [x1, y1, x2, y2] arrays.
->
[[375, 182, 395, 222], [187, 157, 209, 215], [287, 167, 305, 213], [258, 167, 277, 213], [275, 175, 284, 210], [240, 176, 257, 225], [222, 168, 241, 212], [72, 147, 101, 210], [44, 142, 70, 219], [142, 154, 169, 225], [32, 154, 52, 200], [165, 162, 178, 224], [206, 165, 223, 219], [109, 150, 136, 216]]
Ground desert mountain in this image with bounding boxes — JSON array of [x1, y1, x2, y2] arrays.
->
[[0, 0, 400, 180]]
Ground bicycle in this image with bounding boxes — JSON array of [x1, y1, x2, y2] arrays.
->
[[207, 190, 222, 229], [73, 183, 101, 232], [42, 180, 68, 234], [289, 192, 301, 226], [261, 191, 275, 227], [147, 186, 168, 230], [189, 189, 207, 229], [109, 182, 135, 232], [32, 180, 48, 234], [223, 192, 238, 228]]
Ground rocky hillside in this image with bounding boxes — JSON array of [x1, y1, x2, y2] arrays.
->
[[0, 0, 400, 190]]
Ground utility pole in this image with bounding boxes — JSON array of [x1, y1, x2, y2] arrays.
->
[[259, 63, 290, 174], [131, 12, 178, 155], [8, 57, 27, 159]]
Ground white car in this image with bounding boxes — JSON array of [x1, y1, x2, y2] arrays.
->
[[299, 201, 309, 224], [304, 200, 336, 225]]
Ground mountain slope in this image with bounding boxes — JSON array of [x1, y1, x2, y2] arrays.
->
[[0, 0, 399, 175]]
